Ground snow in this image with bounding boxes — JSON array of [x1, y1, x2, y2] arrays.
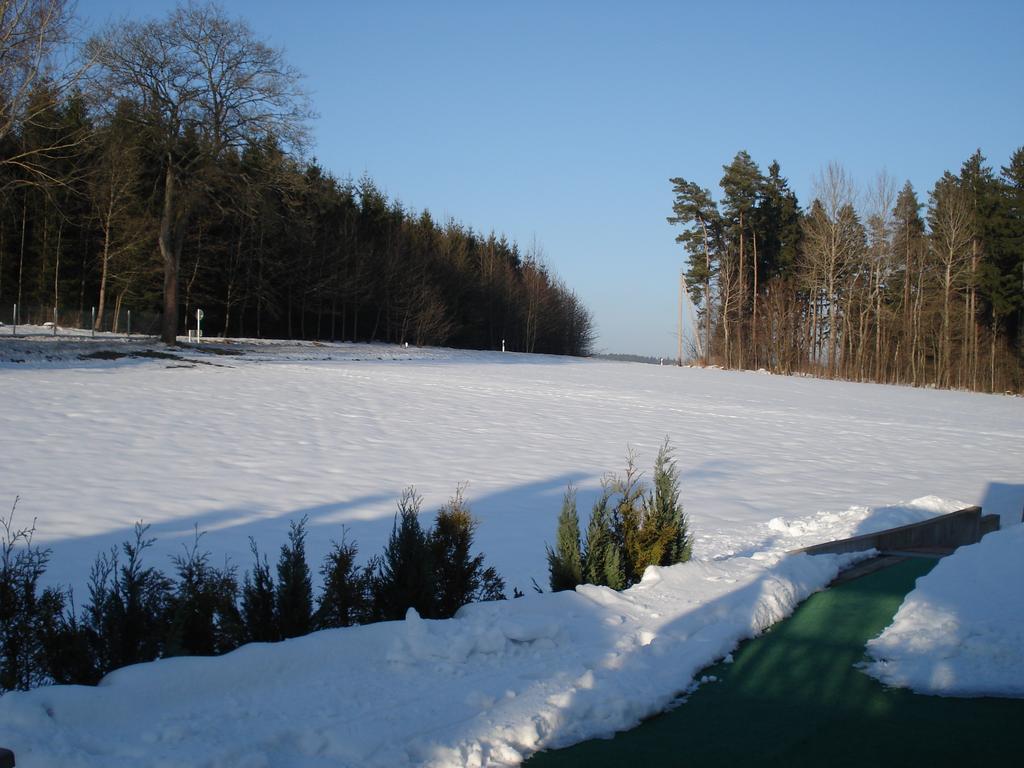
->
[[1, 549, 867, 767], [2, 333, 1020, 599], [864, 523, 1024, 698], [1, 333, 1023, 765]]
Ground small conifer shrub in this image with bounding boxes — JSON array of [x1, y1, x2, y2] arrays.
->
[[316, 532, 370, 629], [275, 516, 314, 639], [430, 487, 505, 616], [1, 498, 67, 693], [82, 523, 173, 677], [374, 488, 436, 620], [546, 487, 583, 592], [563, 440, 693, 592], [241, 538, 277, 642], [166, 528, 242, 657]]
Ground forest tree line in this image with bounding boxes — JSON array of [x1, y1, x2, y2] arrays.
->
[[0, 0, 594, 356], [669, 150, 1024, 393]]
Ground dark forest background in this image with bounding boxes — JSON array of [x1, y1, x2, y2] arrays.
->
[[0, 1, 594, 356], [0, 92, 595, 355]]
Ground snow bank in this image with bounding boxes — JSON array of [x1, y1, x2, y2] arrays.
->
[[765, 495, 968, 543], [864, 523, 1024, 698], [0, 550, 865, 767]]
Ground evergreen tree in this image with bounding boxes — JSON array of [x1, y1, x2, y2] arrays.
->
[[275, 516, 313, 639], [81, 523, 172, 677], [999, 148, 1024, 377], [667, 177, 721, 364], [582, 491, 624, 590], [610, 451, 648, 585], [1, 499, 69, 692], [720, 150, 766, 368], [648, 440, 692, 565], [374, 488, 435, 620], [757, 161, 802, 281], [166, 529, 242, 656], [315, 532, 367, 629], [892, 181, 927, 384], [546, 486, 583, 592], [956, 151, 1002, 389], [429, 488, 505, 618], [241, 538, 277, 642]]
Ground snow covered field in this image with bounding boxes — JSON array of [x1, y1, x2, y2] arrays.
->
[[3, 332, 1021, 596], [1, 332, 1022, 766]]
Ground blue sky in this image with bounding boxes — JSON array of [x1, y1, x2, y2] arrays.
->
[[83, 1, 1024, 356]]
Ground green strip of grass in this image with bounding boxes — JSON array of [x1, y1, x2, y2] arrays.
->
[[527, 557, 1023, 768]]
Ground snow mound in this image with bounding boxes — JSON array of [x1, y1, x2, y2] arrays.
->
[[0, 550, 866, 767], [864, 523, 1024, 698]]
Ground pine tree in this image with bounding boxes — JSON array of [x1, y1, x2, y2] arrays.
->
[[758, 161, 803, 281], [1, 499, 70, 692], [546, 486, 583, 592], [668, 177, 721, 364], [82, 523, 172, 676], [374, 488, 435, 620], [720, 150, 766, 368], [430, 487, 500, 618], [315, 532, 367, 629], [241, 538, 277, 642], [166, 528, 242, 656], [275, 516, 313, 639], [998, 148, 1024, 385]]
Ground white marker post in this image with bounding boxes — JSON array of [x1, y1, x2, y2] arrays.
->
[[501, 338, 506, 353], [196, 308, 204, 343], [11, 304, 16, 336]]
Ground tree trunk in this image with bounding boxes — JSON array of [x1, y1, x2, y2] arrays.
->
[[701, 218, 712, 365], [53, 222, 63, 320], [751, 229, 759, 369], [737, 214, 745, 368], [17, 198, 26, 312], [159, 161, 180, 345], [96, 199, 113, 330]]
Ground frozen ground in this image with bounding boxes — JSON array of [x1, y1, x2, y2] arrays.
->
[[865, 523, 1024, 698], [1, 331, 1022, 766]]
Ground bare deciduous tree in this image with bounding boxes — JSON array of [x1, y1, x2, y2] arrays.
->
[[87, 1, 312, 344], [801, 163, 863, 375], [928, 173, 973, 388], [0, 0, 88, 189]]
